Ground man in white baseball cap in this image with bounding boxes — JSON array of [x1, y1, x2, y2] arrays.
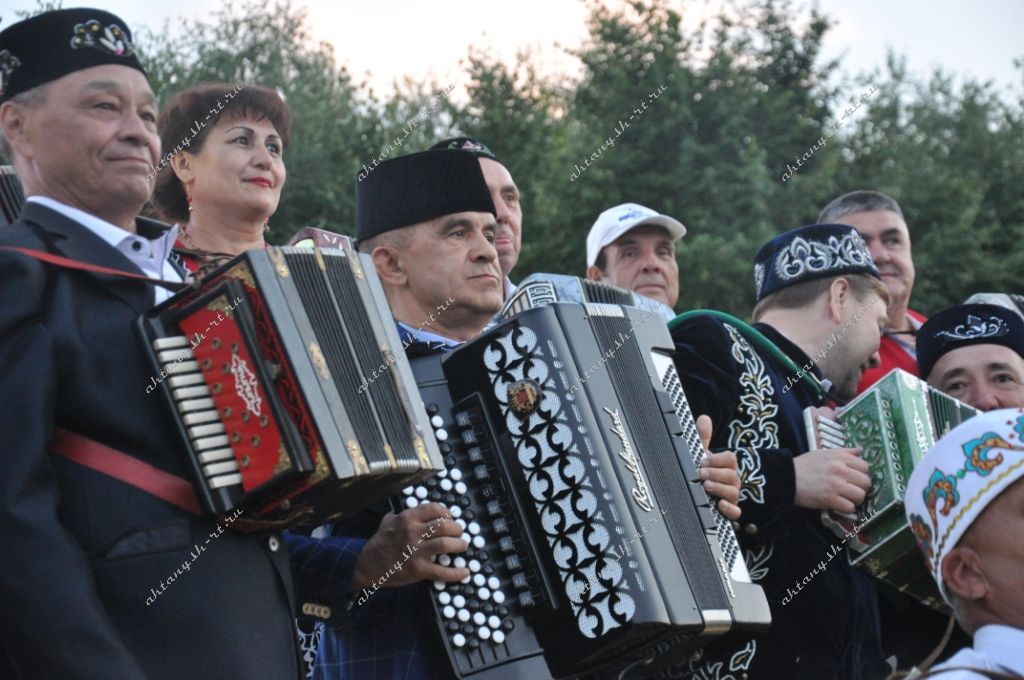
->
[[585, 202, 686, 313], [903, 408, 1024, 678]]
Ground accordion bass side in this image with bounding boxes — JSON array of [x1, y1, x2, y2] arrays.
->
[[805, 369, 978, 610], [138, 243, 443, 528], [403, 301, 770, 680]]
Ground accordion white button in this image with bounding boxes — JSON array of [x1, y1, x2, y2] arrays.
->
[[461, 532, 471, 544], [492, 630, 505, 644], [440, 479, 453, 492], [197, 448, 234, 464], [453, 557, 466, 569], [203, 460, 239, 476], [208, 473, 243, 488], [473, 574, 486, 587], [168, 373, 204, 388], [442, 605, 455, 619], [468, 522, 481, 535], [402, 486, 414, 495], [457, 609, 470, 622], [472, 536, 485, 549], [477, 587, 490, 600], [449, 468, 463, 481], [405, 497, 417, 509], [460, 574, 470, 584], [454, 482, 467, 495], [435, 429, 448, 442], [473, 612, 485, 626], [415, 486, 428, 500], [468, 559, 481, 572], [452, 633, 466, 648], [430, 415, 444, 429], [154, 336, 189, 350], [488, 615, 501, 629], [455, 518, 466, 530], [194, 434, 230, 451], [438, 592, 451, 605], [487, 577, 500, 590], [450, 505, 462, 518], [439, 554, 452, 567], [492, 591, 506, 604], [478, 627, 491, 641], [453, 595, 466, 608], [432, 580, 445, 591], [437, 468, 448, 478]]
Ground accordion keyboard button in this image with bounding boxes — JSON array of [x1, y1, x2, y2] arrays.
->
[[487, 577, 500, 590], [440, 479, 453, 492], [454, 557, 466, 569], [452, 633, 466, 648], [405, 497, 417, 509], [472, 536, 485, 549], [468, 559, 481, 572], [517, 592, 535, 607], [468, 522, 481, 535], [457, 609, 470, 623], [431, 415, 444, 428], [453, 595, 466, 608], [449, 468, 463, 481], [415, 487, 428, 499], [455, 411, 472, 427], [433, 581, 445, 591], [492, 630, 505, 644], [455, 482, 467, 495], [488, 615, 501, 629], [501, 619, 514, 632], [473, 612, 486, 626], [443, 605, 455, 619], [478, 627, 491, 641], [450, 505, 461, 518], [477, 587, 490, 600], [473, 574, 486, 587], [435, 429, 448, 442], [402, 486, 413, 495], [438, 591, 451, 605], [439, 555, 452, 567], [468, 447, 483, 462]]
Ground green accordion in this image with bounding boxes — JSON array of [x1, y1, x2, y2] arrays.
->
[[804, 369, 978, 611]]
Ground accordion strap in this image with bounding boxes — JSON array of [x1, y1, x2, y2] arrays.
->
[[50, 428, 202, 516], [0, 246, 188, 292]]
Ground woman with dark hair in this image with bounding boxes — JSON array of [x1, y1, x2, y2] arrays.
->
[[152, 82, 291, 274]]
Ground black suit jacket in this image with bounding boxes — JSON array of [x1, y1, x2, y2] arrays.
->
[[0, 203, 301, 679]]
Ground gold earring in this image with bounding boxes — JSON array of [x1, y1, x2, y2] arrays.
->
[[186, 180, 195, 213]]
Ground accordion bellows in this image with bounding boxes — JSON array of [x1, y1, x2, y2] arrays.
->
[[139, 242, 443, 528]]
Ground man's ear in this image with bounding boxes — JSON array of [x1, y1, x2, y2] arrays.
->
[[371, 245, 408, 287], [941, 546, 989, 603], [826, 277, 852, 323], [586, 265, 604, 283], [0, 100, 33, 159]]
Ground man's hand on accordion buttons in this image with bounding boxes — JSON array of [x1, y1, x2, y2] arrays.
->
[[352, 502, 470, 590], [793, 446, 871, 515], [696, 414, 741, 521]]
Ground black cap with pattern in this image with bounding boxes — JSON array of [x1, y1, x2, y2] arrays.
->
[[917, 303, 1024, 379], [428, 137, 500, 164], [0, 8, 146, 103]]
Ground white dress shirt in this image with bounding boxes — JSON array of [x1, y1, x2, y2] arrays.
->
[[27, 196, 183, 304], [928, 625, 1024, 679]]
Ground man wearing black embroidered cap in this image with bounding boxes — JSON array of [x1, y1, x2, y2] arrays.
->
[[0, 9, 300, 679], [669, 224, 891, 678], [918, 303, 1024, 410]]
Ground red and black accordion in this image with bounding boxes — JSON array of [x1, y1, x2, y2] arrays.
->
[[138, 239, 443, 528]]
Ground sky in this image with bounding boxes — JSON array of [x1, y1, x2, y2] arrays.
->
[[2, 0, 1021, 97]]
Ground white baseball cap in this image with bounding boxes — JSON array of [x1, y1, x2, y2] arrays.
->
[[586, 203, 687, 267]]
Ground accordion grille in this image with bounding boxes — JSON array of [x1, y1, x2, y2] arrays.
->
[[592, 316, 730, 610], [283, 251, 388, 467]]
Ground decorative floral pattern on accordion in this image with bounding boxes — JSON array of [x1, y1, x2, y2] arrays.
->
[[481, 324, 636, 638]]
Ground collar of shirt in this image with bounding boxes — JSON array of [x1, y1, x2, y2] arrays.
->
[[396, 321, 461, 352], [972, 624, 1024, 675], [887, 312, 925, 358], [503, 277, 516, 299], [27, 196, 183, 304], [755, 322, 830, 404]]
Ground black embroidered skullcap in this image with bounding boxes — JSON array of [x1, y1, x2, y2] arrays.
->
[[355, 149, 496, 243], [754, 224, 880, 301], [0, 8, 146, 104], [917, 303, 1024, 379], [428, 137, 500, 164]]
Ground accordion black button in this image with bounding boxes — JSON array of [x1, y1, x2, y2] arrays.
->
[[478, 550, 490, 561], [461, 429, 478, 445], [511, 572, 527, 589], [425, 477, 438, 487], [482, 564, 494, 576], [483, 603, 494, 614], [498, 536, 514, 553], [455, 411, 472, 427], [443, 493, 455, 505], [443, 455, 456, 467], [468, 447, 484, 462], [429, 491, 442, 502], [474, 465, 489, 481], [462, 509, 476, 521], [427, 403, 439, 415], [468, 638, 480, 650], [517, 592, 535, 608], [498, 606, 510, 618], [459, 496, 471, 508], [446, 621, 458, 633], [493, 518, 508, 534], [486, 500, 501, 516], [502, 619, 514, 632], [439, 443, 452, 454]]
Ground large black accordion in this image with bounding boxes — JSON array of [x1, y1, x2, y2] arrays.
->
[[402, 293, 770, 679], [138, 241, 443, 528]]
